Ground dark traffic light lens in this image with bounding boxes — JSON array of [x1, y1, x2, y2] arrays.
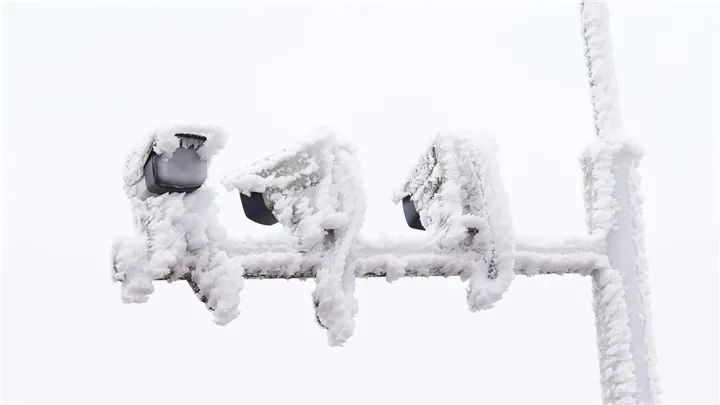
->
[[143, 136, 208, 195], [241, 192, 279, 225], [402, 195, 425, 230]]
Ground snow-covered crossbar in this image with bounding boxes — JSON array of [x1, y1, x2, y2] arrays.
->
[[126, 232, 603, 281], [111, 3, 657, 404]]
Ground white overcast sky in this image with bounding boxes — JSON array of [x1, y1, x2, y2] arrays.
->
[[2, 1, 718, 403]]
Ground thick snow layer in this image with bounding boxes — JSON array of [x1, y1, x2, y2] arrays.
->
[[394, 133, 514, 311], [113, 126, 242, 325], [223, 132, 365, 346]]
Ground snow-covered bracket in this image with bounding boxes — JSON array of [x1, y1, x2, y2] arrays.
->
[[111, 3, 657, 403]]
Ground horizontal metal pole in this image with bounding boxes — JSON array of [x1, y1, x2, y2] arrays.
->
[[219, 233, 608, 280], [230, 233, 604, 254], [234, 251, 607, 280]]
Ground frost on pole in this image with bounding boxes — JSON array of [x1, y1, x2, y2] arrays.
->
[[110, 2, 658, 403], [581, 2, 659, 403]]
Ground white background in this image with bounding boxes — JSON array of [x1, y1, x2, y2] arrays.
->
[[2, 1, 718, 403]]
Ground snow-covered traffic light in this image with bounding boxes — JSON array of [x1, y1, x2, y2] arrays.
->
[[143, 133, 208, 195], [223, 133, 365, 346], [394, 134, 514, 311], [113, 126, 243, 325]]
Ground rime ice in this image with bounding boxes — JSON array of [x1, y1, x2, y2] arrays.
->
[[223, 132, 366, 346], [112, 125, 243, 325], [393, 133, 514, 311]]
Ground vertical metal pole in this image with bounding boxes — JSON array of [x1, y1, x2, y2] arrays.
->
[[580, 2, 659, 403]]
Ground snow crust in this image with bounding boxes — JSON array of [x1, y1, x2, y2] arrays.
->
[[394, 133, 514, 311], [223, 132, 366, 346], [113, 126, 242, 325]]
